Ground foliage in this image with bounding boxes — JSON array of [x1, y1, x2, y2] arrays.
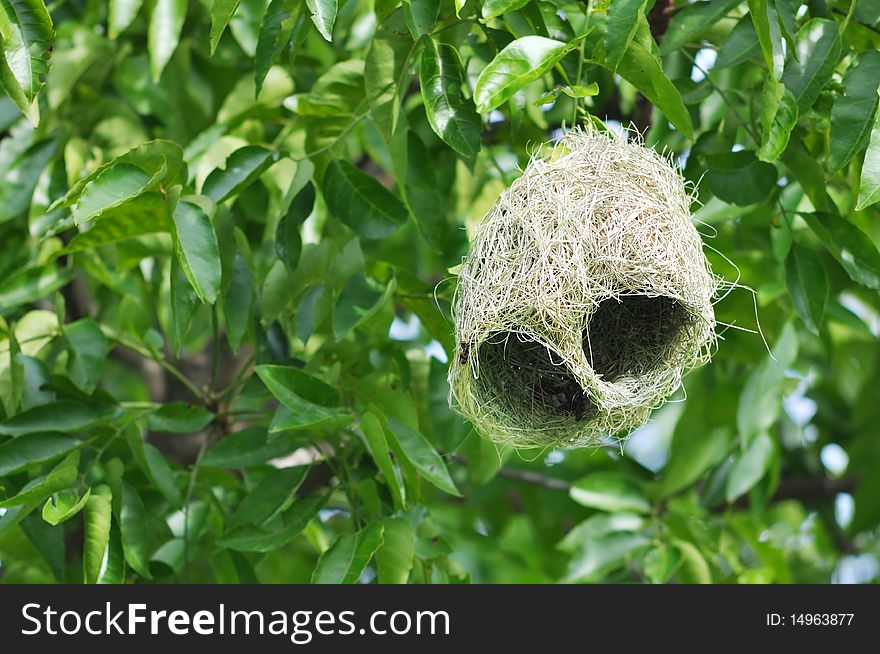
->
[[0, 0, 879, 584]]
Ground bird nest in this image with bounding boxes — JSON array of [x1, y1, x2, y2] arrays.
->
[[448, 127, 718, 448]]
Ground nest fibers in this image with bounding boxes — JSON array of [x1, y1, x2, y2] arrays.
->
[[448, 127, 718, 448]]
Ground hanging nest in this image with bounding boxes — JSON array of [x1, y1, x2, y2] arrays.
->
[[448, 127, 718, 448]]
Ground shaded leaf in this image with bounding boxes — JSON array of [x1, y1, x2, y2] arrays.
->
[[705, 151, 778, 205], [726, 431, 775, 502], [785, 243, 828, 335], [322, 159, 408, 239], [333, 273, 396, 341], [830, 51, 880, 172], [0, 433, 80, 476], [802, 213, 880, 289], [365, 9, 415, 139], [856, 94, 880, 210], [611, 41, 694, 139], [218, 492, 328, 551], [780, 18, 841, 112], [661, 0, 741, 55], [146, 402, 215, 433]]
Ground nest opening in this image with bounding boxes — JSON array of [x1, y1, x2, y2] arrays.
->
[[583, 295, 692, 383], [473, 333, 596, 424]]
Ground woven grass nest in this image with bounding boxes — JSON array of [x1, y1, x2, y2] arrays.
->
[[449, 127, 718, 448]]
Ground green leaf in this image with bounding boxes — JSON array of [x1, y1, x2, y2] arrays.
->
[[0, 0, 54, 122], [660, 426, 730, 497], [611, 41, 694, 139], [146, 402, 215, 433], [98, 519, 126, 584], [403, 131, 447, 249], [127, 432, 183, 505], [218, 492, 328, 552], [312, 522, 384, 583], [360, 412, 405, 509], [419, 38, 481, 158], [64, 318, 108, 394], [82, 484, 113, 583], [705, 151, 778, 205], [0, 138, 55, 223], [726, 431, 775, 502], [63, 193, 172, 253], [0, 266, 72, 315], [71, 163, 155, 225], [780, 18, 841, 113], [275, 211, 302, 275], [715, 15, 760, 69], [481, 0, 529, 21], [605, 0, 648, 71], [474, 36, 572, 114], [42, 488, 90, 525], [172, 199, 222, 304], [375, 517, 414, 584], [305, 0, 336, 41], [558, 513, 646, 552], [365, 9, 415, 139], [256, 364, 340, 407], [758, 81, 798, 162], [202, 145, 280, 203], [255, 0, 300, 97], [21, 514, 65, 581], [785, 243, 828, 335], [1, 451, 78, 509], [201, 427, 308, 468], [0, 433, 80, 476], [802, 213, 880, 289], [322, 159, 408, 239], [748, 0, 784, 79], [258, 365, 343, 432], [403, 0, 438, 38], [385, 417, 460, 496], [0, 400, 113, 436], [120, 483, 153, 578], [857, 102, 880, 210], [55, 140, 186, 212], [569, 472, 650, 513], [737, 322, 798, 442], [148, 0, 186, 82], [333, 273, 396, 341], [223, 252, 253, 352], [228, 465, 309, 528], [210, 0, 240, 54], [563, 532, 651, 583], [830, 51, 880, 171], [109, 0, 145, 39], [660, 0, 741, 55]]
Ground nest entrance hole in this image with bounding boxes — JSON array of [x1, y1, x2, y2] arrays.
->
[[473, 333, 595, 423], [583, 295, 690, 382]]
